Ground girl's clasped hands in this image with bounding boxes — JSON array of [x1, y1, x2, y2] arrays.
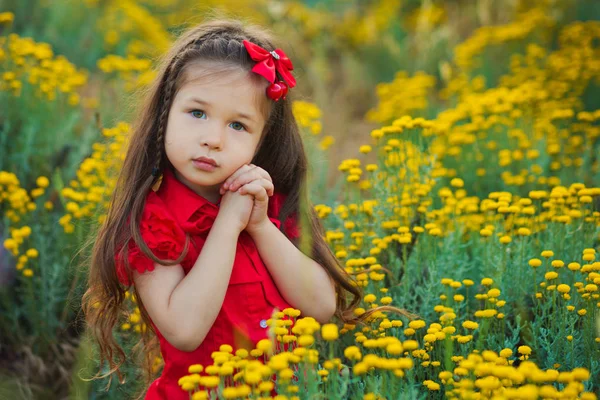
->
[[217, 163, 275, 234]]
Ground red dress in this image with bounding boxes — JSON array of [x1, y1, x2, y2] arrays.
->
[[116, 168, 299, 399]]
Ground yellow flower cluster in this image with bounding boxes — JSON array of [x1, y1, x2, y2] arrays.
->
[[432, 20, 600, 190], [0, 34, 87, 103], [0, 12, 14, 24], [442, 351, 596, 399], [291, 100, 322, 135], [0, 172, 52, 277], [178, 308, 308, 398], [409, 183, 600, 243], [532, 248, 599, 308], [403, 3, 447, 33], [60, 122, 129, 232], [366, 72, 436, 124], [120, 291, 147, 334], [0, 171, 38, 223], [97, 54, 155, 91], [332, 0, 402, 47], [276, 0, 402, 47], [453, 7, 552, 73], [95, 0, 172, 57], [290, 101, 335, 151]]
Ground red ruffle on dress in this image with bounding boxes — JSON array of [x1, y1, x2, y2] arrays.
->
[[115, 168, 300, 399]]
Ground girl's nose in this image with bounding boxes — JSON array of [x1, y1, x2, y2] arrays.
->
[[201, 125, 224, 149]]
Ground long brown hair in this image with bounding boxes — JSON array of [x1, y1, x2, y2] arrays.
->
[[82, 17, 416, 394]]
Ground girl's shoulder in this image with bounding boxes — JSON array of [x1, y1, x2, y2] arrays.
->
[[116, 191, 188, 286]]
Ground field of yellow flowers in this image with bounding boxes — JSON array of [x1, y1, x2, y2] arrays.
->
[[1, 0, 599, 399]]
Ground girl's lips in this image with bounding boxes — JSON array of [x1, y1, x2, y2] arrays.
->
[[192, 160, 217, 171]]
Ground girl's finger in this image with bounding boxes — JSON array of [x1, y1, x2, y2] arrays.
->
[[239, 178, 274, 196], [229, 170, 270, 192], [222, 164, 255, 190], [252, 166, 273, 183], [260, 178, 275, 197], [239, 183, 268, 202]]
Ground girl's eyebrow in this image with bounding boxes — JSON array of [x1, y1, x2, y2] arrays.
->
[[186, 97, 258, 123]]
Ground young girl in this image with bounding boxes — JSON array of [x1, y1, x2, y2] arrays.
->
[[82, 18, 375, 399]]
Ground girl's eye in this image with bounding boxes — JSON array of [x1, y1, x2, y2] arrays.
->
[[190, 110, 206, 119], [230, 122, 246, 131], [190, 110, 246, 132]]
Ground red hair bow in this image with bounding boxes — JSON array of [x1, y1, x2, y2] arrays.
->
[[243, 40, 296, 101]]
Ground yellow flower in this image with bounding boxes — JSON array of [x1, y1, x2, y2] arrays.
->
[[219, 344, 233, 353], [359, 145, 372, 154], [572, 368, 590, 381], [3, 238, 17, 251], [298, 335, 314, 347], [219, 364, 234, 376], [499, 348, 513, 358], [192, 391, 208, 400], [541, 250, 554, 258], [364, 294, 376, 303], [36, 176, 50, 188], [250, 349, 263, 358], [235, 349, 248, 359], [450, 178, 464, 188], [279, 368, 295, 380], [517, 345, 532, 355], [499, 235, 512, 244], [344, 346, 362, 361], [0, 12, 15, 24], [408, 320, 426, 330], [354, 307, 366, 316], [386, 342, 404, 355], [347, 174, 360, 183], [188, 364, 203, 373], [462, 321, 479, 330], [25, 248, 38, 258], [568, 262, 581, 271], [481, 278, 493, 286], [321, 324, 339, 341], [199, 376, 220, 388], [256, 339, 272, 353], [545, 271, 558, 280], [258, 381, 274, 393], [243, 371, 261, 385], [457, 335, 472, 344], [529, 258, 542, 268], [353, 362, 369, 375], [557, 284, 570, 294], [23, 269, 33, 277]]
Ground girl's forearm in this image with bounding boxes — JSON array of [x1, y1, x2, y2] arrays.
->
[[167, 216, 240, 351], [248, 220, 336, 324]]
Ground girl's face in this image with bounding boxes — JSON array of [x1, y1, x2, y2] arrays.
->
[[164, 62, 269, 203]]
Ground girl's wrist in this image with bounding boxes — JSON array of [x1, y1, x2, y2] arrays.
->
[[245, 218, 273, 237], [213, 214, 245, 236]]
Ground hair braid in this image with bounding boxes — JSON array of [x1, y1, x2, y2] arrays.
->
[[151, 40, 203, 179]]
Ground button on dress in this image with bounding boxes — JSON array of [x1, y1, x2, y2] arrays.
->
[[115, 167, 300, 399]]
